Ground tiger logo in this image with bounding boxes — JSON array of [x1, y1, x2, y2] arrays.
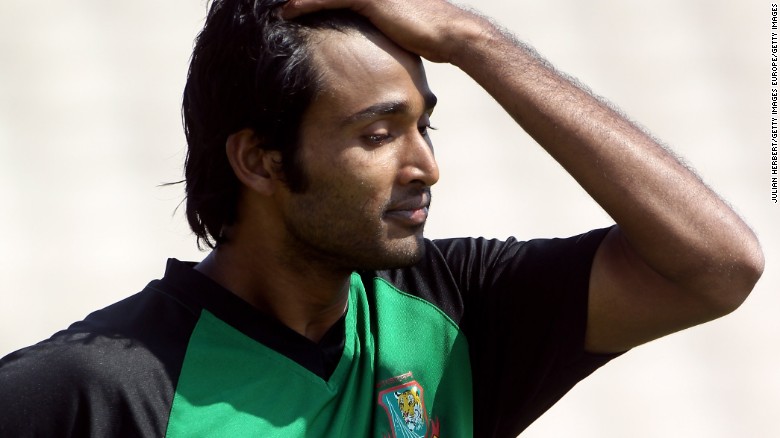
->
[[395, 388, 425, 432], [378, 378, 439, 438]]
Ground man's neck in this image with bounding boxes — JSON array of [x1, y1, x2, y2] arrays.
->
[[194, 243, 352, 343]]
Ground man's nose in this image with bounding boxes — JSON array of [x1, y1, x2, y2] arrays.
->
[[398, 130, 440, 187]]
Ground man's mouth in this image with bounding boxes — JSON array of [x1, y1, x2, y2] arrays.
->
[[384, 193, 431, 227]]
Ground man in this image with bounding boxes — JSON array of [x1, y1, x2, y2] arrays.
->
[[0, 0, 763, 436]]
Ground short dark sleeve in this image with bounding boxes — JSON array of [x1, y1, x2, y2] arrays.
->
[[0, 279, 198, 438], [0, 331, 170, 437], [433, 226, 619, 437]]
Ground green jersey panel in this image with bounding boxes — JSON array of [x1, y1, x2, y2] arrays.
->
[[167, 273, 473, 437]]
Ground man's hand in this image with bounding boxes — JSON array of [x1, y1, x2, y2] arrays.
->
[[282, 0, 486, 64]]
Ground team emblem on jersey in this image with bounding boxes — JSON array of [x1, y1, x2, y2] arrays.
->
[[378, 380, 439, 438]]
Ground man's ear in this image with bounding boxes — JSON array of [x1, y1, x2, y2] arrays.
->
[[225, 129, 284, 196]]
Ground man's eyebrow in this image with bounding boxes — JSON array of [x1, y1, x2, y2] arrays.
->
[[340, 92, 438, 127]]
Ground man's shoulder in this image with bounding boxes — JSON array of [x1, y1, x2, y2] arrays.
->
[[373, 229, 612, 320], [0, 280, 196, 384], [423, 227, 614, 273], [0, 278, 197, 437], [0, 326, 177, 436]]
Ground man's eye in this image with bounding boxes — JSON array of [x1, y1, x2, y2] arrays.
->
[[365, 133, 391, 144]]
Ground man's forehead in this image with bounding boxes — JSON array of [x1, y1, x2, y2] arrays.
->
[[307, 28, 433, 117], [309, 27, 425, 81]]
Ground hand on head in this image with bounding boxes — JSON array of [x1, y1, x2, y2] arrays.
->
[[281, 0, 484, 64]]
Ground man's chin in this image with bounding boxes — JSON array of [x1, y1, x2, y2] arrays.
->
[[390, 235, 427, 266], [362, 236, 426, 271]]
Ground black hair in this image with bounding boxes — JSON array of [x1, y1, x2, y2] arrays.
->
[[182, 0, 376, 249]]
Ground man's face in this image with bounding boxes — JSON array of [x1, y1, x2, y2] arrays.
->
[[276, 29, 439, 271]]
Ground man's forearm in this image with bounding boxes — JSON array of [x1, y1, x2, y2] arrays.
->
[[453, 20, 763, 305]]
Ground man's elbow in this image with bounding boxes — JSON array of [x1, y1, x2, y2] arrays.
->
[[707, 239, 764, 317]]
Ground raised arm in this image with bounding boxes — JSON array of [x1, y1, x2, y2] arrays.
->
[[283, 0, 764, 353]]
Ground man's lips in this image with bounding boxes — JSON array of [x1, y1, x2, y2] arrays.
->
[[384, 194, 431, 226], [384, 206, 429, 225]]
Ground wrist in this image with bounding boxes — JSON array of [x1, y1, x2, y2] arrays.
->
[[445, 13, 505, 69]]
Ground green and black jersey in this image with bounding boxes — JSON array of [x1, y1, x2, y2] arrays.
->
[[0, 228, 618, 437]]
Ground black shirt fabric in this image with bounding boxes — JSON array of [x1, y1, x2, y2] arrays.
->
[[0, 227, 620, 437]]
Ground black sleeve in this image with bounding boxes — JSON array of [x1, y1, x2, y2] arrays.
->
[[0, 332, 168, 437], [434, 226, 620, 437], [0, 284, 196, 438]]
